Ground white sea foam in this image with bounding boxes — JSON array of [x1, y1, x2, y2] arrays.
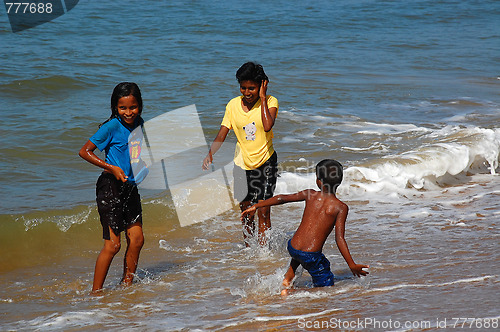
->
[[17, 207, 92, 232], [366, 275, 496, 294], [353, 122, 431, 135], [243, 269, 287, 296], [23, 309, 114, 329], [254, 308, 342, 322], [405, 209, 431, 218], [342, 142, 390, 154], [275, 171, 316, 194]]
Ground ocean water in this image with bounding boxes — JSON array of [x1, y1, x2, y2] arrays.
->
[[1, 0, 499, 331]]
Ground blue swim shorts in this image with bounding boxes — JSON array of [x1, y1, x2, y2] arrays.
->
[[287, 239, 335, 287]]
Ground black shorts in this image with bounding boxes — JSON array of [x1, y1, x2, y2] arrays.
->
[[233, 152, 278, 204], [96, 172, 142, 240]]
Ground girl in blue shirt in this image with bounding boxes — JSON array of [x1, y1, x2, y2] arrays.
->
[[79, 82, 145, 293]]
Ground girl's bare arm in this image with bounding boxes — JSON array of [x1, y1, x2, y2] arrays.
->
[[202, 126, 230, 170], [259, 80, 277, 132], [79, 140, 127, 182]]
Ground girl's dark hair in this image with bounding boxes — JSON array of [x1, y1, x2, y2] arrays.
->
[[111, 82, 143, 115], [101, 82, 143, 127], [236, 62, 268, 84], [316, 159, 343, 194]]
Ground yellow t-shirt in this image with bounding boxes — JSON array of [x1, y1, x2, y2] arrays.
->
[[221, 95, 278, 170]]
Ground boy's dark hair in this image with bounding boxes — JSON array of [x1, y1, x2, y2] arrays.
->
[[316, 159, 343, 193], [236, 62, 269, 84]]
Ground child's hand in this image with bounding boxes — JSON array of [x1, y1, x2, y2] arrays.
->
[[240, 206, 257, 221], [259, 80, 268, 99], [349, 263, 369, 277], [202, 153, 212, 170], [110, 165, 128, 182]]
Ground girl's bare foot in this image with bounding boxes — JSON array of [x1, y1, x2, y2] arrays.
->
[[120, 273, 134, 287], [281, 278, 293, 296], [282, 278, 292, 288]]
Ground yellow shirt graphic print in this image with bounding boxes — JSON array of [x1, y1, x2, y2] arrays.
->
[[243, 122, 257, 141]]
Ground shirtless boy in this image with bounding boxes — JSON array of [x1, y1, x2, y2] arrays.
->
[[241, 159, 368, 292]]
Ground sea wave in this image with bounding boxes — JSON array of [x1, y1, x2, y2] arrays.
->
[[346, 127, 499, 193], [0, 200, 180, 273], [0, 75, 92, 99], [277, 126, 500, 197]]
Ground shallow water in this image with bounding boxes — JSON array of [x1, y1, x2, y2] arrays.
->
[[1, 0, 499, 331]]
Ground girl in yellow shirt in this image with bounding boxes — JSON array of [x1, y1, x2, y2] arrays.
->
[[203, 62, 279, 246]]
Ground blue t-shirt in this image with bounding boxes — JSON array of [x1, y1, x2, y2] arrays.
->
[[90, 117, 145, 185]]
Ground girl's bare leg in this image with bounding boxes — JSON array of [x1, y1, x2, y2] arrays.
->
[[121, 222, 144, 286], [92, 227, 121, 293], [257, 204, 271, 245], [240, 201, 254, 247]]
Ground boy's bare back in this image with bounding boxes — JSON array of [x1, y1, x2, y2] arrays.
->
[[290, 189, 347, 253]]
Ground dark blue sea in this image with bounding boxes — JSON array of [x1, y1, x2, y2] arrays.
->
[[1, 1, 499, 330]]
